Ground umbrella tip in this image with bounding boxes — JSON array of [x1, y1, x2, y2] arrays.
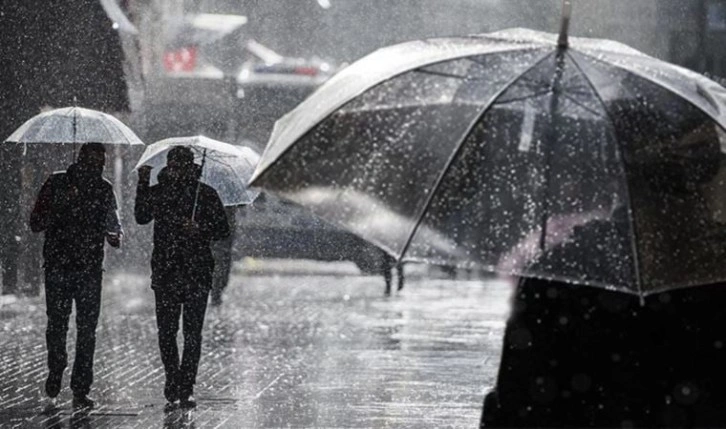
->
[[558, 0, 573, 49]]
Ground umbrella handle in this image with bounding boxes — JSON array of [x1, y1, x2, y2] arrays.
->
[[558, 0, 573, 48], [191, 182, 201, 222], [191, 148, 207, 222]]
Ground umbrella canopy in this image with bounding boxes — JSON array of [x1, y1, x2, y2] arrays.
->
[[134, 135, 260, 206], [4, 106, 144, 146], [251, 27, 726, 296]]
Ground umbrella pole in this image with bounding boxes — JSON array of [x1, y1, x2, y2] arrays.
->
[[539, 0, 573, 252], [558, 0, 572, 48], [539, 51, 569, 253], [191, 148, 207, 222], [73, 107, 78, 162]]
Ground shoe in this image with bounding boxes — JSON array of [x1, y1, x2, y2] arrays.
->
[[179, 396, 197, 409], [163, 401, 179, 413], [45, 371, 63, 398], [72, 395, 95, 409]]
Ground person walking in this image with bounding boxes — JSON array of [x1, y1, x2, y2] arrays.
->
[[135, 146, 230, 410], [29, 143, 122, 409], [481, 122, 726, 427]]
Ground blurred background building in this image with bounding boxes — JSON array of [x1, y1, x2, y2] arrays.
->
[[124, 0, 718, 143]]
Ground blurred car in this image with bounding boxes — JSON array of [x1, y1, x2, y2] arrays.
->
[[233, 193, 386, 274], [145, 13, 337, 144], [234, 39, 336, 143]]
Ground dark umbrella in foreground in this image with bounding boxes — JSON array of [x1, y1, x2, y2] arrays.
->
[[133, 135, 261, 208], [251, 6, 726, 297]]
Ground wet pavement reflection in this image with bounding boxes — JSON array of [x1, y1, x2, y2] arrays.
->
[[0, 263, 510, 428]]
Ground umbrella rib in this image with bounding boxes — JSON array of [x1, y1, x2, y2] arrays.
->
[[98, 116, 122, 144], [575, 50, 726, 132], [494, 89, 553, 105], [560, 93, 607, 118], [414, 69, 469, 80], [398, 50, 556, 260], [253, 46, 547, 185], [566, 51, 645, 299]]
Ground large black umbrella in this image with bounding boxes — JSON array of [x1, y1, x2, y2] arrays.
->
[[251, 4, 726, 296]]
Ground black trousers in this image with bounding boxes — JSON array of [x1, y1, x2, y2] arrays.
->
[[45, 267, 102, 397], [154, 277, 210, 401]]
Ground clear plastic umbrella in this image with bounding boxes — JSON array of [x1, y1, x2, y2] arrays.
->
[[251, 4, 726, 296], [4, 106, 144, 147], [133, 135, 260, 207]]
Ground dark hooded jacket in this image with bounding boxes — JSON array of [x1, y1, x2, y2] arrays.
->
[[30, 163, 121, 271], [135, 167, 230, 289]]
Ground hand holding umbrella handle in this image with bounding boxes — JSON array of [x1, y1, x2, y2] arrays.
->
[[106, 231, 123, 248]]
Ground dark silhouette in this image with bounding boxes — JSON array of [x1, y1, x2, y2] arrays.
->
[[381, 252, 404, 296], [483, 270, 726, 427], [482, 123, 726, 427], [30, 143, 122, 410], [135, 147, 230, 410], [211, 206, 238, 306]]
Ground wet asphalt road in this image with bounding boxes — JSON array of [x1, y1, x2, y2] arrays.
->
[[0, 261, 511, 428]]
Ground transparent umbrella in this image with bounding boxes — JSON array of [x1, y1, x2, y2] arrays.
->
[[133, 135, 261, 207], [251, 4, 726, 296], [4, 106, 143, 148], [2, 106, 145, 176]]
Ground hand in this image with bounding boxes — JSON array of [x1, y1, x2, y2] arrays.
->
[[138, 166, 152, 184], [106, 232, 122, 248]]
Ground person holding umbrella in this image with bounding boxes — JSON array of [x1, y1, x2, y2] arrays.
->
[[135, 146, 230, 410], [29, 143, 123, 410], [481, 114, 726, 427], [133, 136, 261, 308]]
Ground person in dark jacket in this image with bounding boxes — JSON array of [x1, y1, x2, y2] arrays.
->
[[135, 146, 230, 410], [1, 0, 131, 297], [483, 228, 726, 427], [30, 143, 122, 410]]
